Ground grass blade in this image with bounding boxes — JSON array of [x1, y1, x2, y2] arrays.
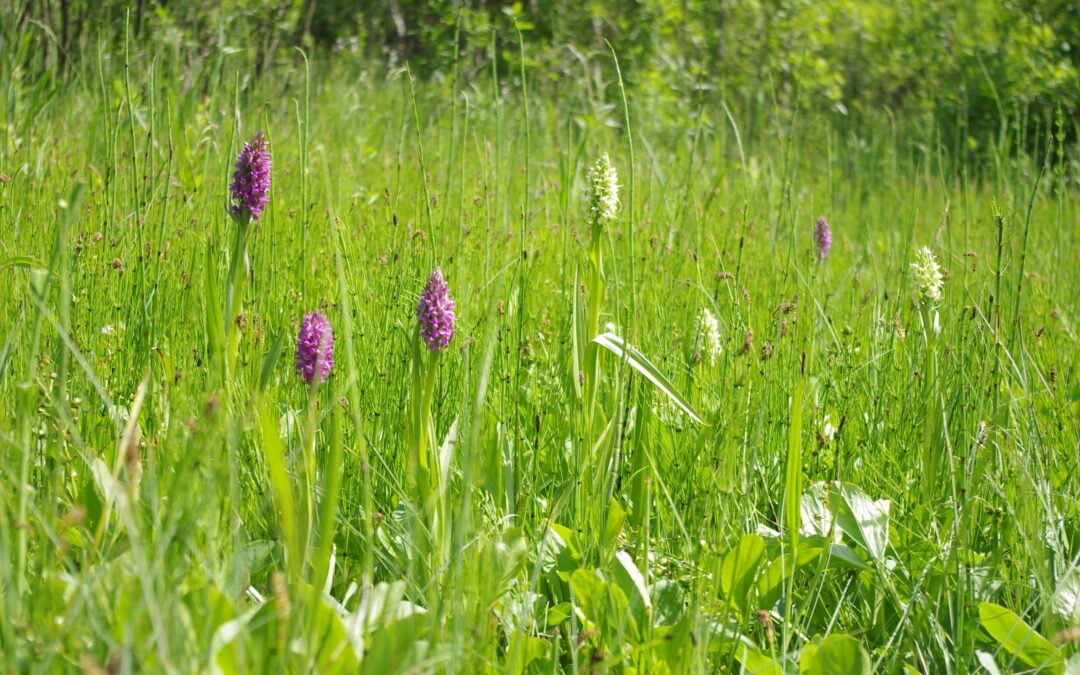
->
[[592, 332, 706, 426]]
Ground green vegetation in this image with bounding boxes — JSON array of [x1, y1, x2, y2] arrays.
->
[[1, 5, 1078, 673], [5, 0, 1079, 146]]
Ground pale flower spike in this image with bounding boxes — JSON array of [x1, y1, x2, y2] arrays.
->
[[911, 246, 944, 304], [586, 153, 619, 230], [697, 308, 723, 364]]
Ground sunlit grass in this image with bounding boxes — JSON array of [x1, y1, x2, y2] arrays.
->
[[0, 41, 1077, 674]]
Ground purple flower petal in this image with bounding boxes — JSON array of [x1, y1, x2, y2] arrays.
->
[[295, 311, 334, 383], [814, 216, 832, 261], [230, 132, 272, 223], [417, 267, 456, 351]]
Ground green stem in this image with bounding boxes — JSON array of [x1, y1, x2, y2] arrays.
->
[[584, 238, 604, 423], [223, 219, 250, 384], [409, 332, 446, 580], [919, 305, 941, 506], [422, 350, 444, 565], [299, 383, 319, 576]]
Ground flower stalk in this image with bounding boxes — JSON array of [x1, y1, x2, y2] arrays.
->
[[583, 154, 619, 419], [222, 132, 271, 383], [911, 246, 947, 504], [574, 154, 620, 560], [408, 268, 456, 577], [294, 311, 334, 575]]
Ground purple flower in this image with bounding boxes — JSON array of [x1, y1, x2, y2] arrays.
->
[[417, 267, 456, 351], [814, 216, 832, 261], [230, 132, 272, 223], [295, 311, 334, 383]]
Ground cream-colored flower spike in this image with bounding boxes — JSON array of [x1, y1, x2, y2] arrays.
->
[[697, 308, 723, 364], [911, 246, 944, 303], [586, 153, 619, 230]]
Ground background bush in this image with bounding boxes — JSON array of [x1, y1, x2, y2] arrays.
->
[[3, 0, 1077, 150]]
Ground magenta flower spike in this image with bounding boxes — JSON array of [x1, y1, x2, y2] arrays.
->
[[230, 131, 272, 223], [814, 216, 832, 261], [295, 311, 334, 384], [417, 267, 456, 351]]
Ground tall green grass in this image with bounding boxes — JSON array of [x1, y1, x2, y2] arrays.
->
[[0, 35, 1077, 674]]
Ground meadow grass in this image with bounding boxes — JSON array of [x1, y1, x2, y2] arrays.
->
[[0, 42, 1078, 674]]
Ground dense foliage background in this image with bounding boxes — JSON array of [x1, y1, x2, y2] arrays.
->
[[4, 0, 1078, 146]]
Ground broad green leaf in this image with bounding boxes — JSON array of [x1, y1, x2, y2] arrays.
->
[[720, 533, 766, 613], [1053, 569, 1080, 624], [800, 485, 839, 540], [570, 568, 637, 645], [822, 543, 869, 570], [570, 568, 607, 629], [978, 601, 1064, 674], [591, 412, 617, 461], [257, 398, 300, 576], [593, 332, 706, 426], [651, 580, 685, 626], [755, 538, 869, 610], [548, 522, 580, 557], [800, 634, 871, 674], [735, 642, 784, 675], [506, 633, 548, 675], [351, 580, 420, 638], [89, 456, 122, 505], [480, 527, 528, 607], [537, 525, 568, 575], [656, 612, 694, 671], [363, 612, 427, 673], [756, 545, 823, 609], [310, 596, 360, 673], [613, 549, 651, 625], [546, 602, 572, 627], [832, 483, 890, 565], [210, 602, 261, 675], [603, 497, 626, 551], [547, 523, 581, 579]]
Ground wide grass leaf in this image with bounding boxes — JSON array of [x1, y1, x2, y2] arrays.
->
[[593, 332, 706, 425], [832, 483, 890, 566], [720, 533, 766, 613], [0, 255, 45, 270], [1053, 569, 1080, 624], [735, 642, 784, 675], [800, 634, 871, 674], [613, 549, 651, 627], [978, 601, 1064, 674]]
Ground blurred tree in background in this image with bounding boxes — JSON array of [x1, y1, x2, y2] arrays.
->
[[0, 0, 1076, 148]]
